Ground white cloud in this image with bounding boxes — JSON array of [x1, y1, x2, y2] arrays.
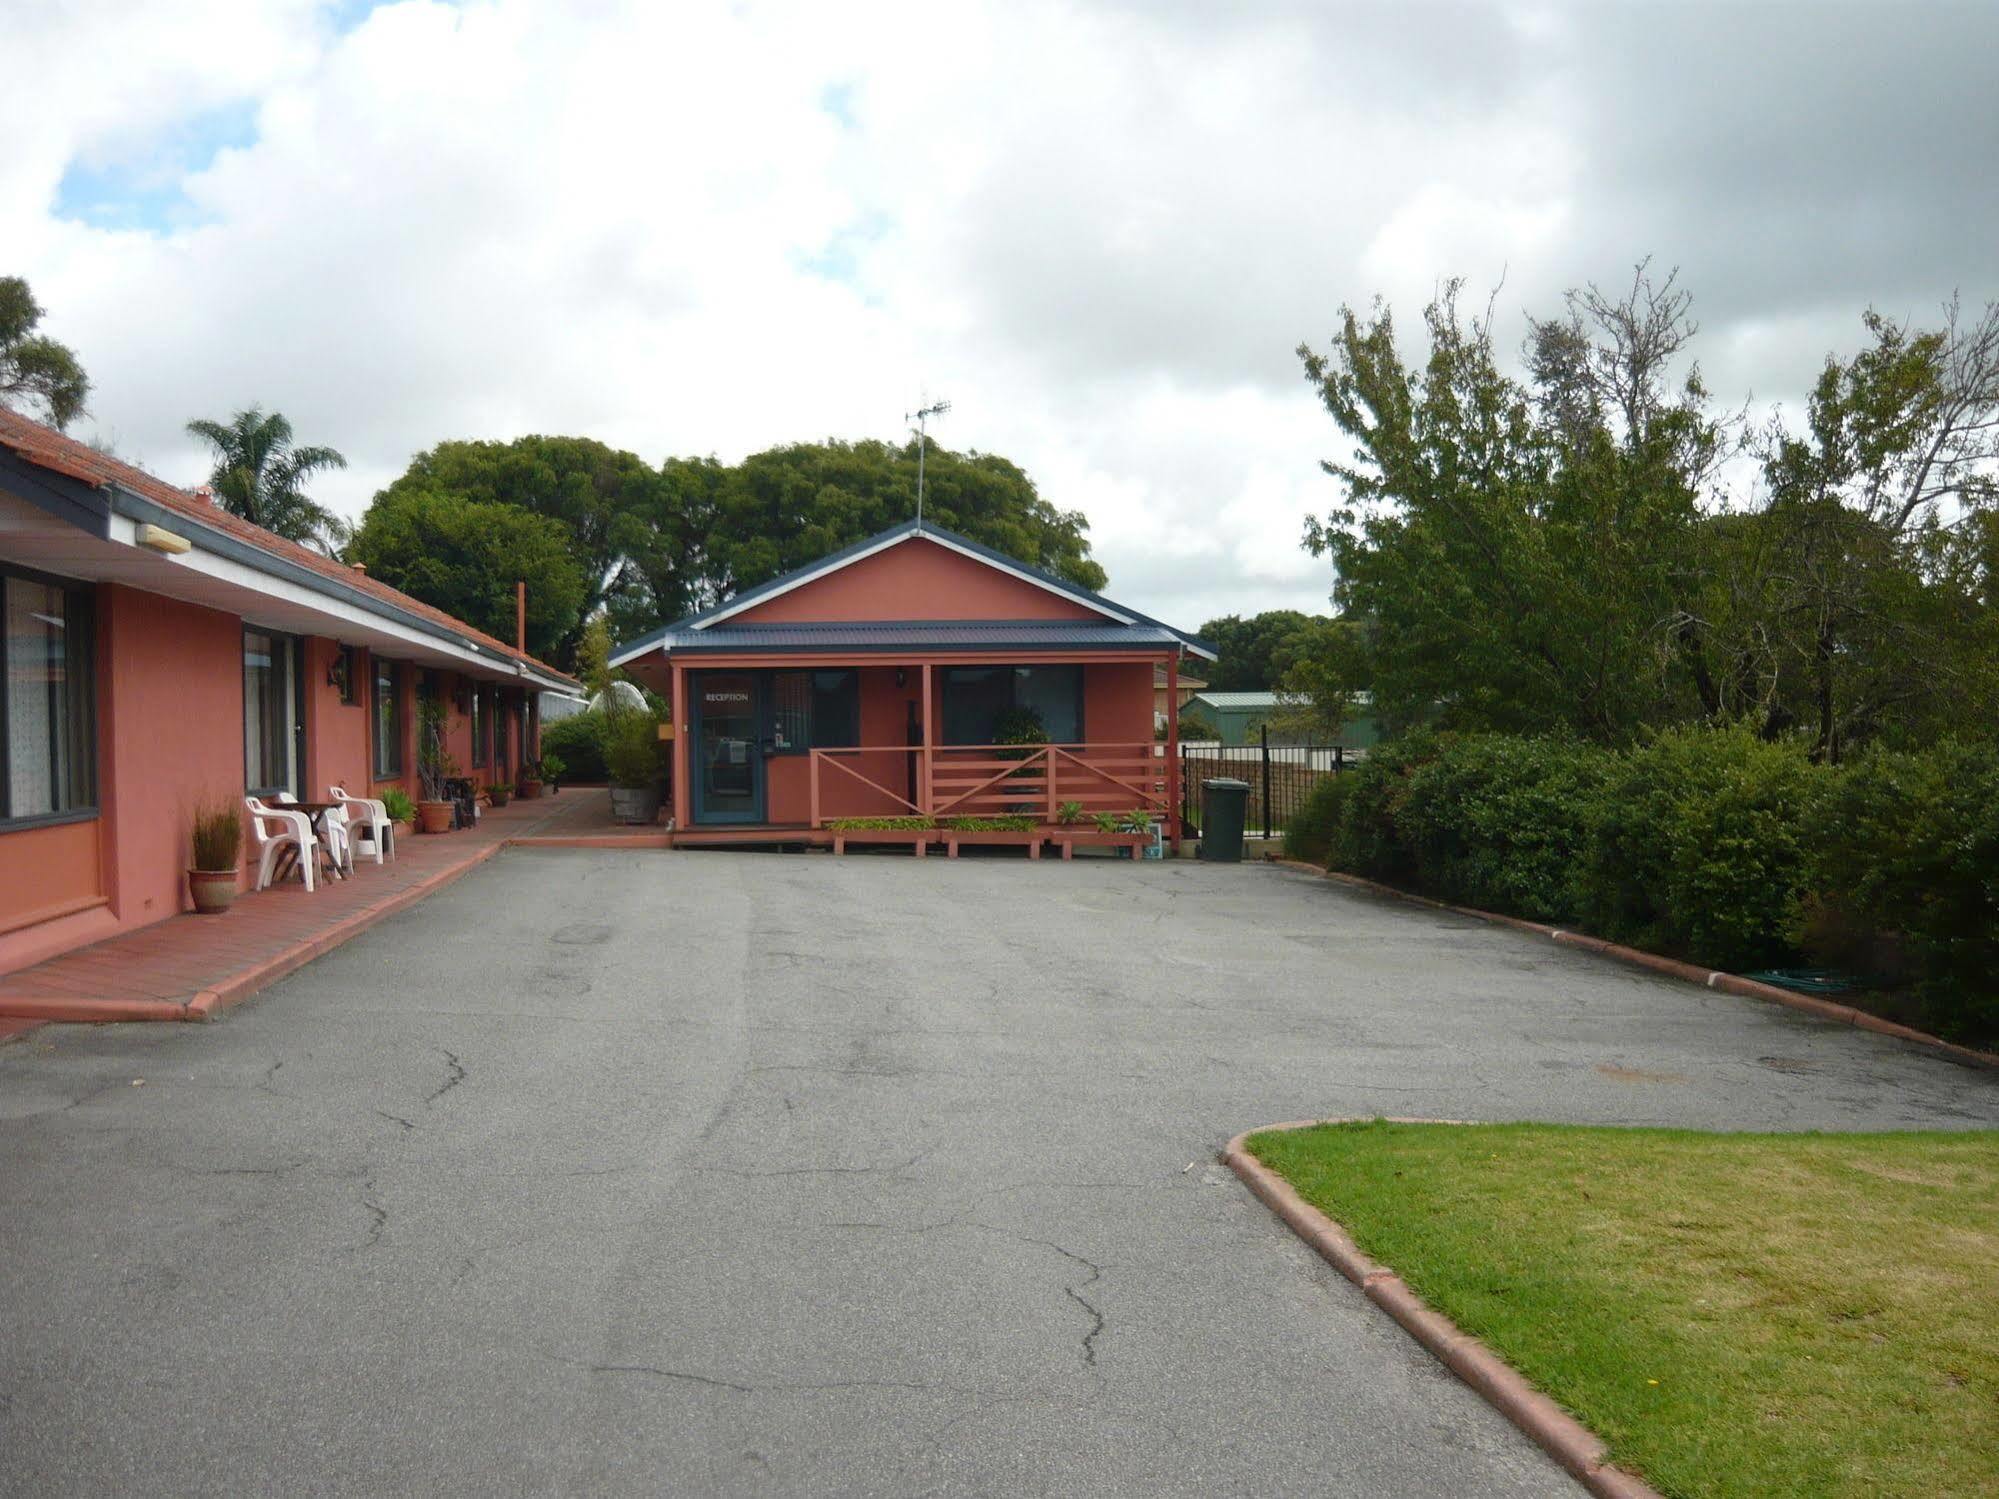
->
[[4, 0, 1994, 629]]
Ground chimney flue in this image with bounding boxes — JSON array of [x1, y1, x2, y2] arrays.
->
[[516, 579, 526, 655]]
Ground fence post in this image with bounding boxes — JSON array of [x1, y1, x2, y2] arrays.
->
[[1335, 744, 1345, 773], [1260, 724, 1272, 840]]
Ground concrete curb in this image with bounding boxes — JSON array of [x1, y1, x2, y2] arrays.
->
[[1268, 858, 1999, 1070], [1223, 1120, 1664, 1499]]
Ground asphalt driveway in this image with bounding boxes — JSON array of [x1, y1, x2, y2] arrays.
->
[[3, 851, 1993, 1497]]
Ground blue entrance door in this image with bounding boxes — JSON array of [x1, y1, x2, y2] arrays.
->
[[691, 672, 764, 824]]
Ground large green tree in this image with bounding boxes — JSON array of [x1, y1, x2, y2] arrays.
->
[[1296, 268, 1998, 757], [186, 406, 350, 554], [695, 438, 1106, 601], [363, 436, 686, 666], [347, 486, 586, 661], [1195, 609, 1322, 690], [0, 276, 89, 430]]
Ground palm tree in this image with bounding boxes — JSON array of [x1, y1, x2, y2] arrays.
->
[[185, 406, 350, 554]]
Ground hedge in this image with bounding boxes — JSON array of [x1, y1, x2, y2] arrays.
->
[[540, 711, 611, 783], [1284, 729, 1998, 1044]]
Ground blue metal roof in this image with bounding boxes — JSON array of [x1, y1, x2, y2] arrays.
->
[[645, 619, 1194, 654]]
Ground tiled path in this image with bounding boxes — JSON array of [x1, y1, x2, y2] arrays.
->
[[0, 790, 612, 1024]]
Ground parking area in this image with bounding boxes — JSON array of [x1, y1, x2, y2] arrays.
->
[[2, 850, 1993, 1497]]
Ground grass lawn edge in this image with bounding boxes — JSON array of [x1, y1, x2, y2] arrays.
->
[[1222, 1117, 1668, 1499]]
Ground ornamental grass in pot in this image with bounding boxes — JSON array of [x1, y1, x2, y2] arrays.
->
[[187, 800, 243, 913], [607, 712, 664, 824]]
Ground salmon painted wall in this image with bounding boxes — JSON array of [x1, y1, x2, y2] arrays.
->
[[1082, 662, 1154, 743], [101, 586, 246, 923], [305, 637, 370, 798], [730, 538, 1105, 625]]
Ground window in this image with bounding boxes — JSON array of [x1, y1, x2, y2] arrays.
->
[[941, 665, 1082, 745], [373, 659, 403, 778], [3, 569, 94, 822], [471, 685, 487, 768], [768, 670, 858, 752], [243, 630, 302, 796], [493, 692, 510, 778]]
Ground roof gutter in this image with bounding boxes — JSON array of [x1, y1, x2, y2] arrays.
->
[[104, 484, 578, 693]]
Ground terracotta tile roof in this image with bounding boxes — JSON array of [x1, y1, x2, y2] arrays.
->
[[0, 405, 577, 687]]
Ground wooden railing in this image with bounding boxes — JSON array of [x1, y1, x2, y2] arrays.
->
[[808, 743, 1170, 828]]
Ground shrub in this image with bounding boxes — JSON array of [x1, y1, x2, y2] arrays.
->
[[1582, 727, 1826, 971], [941, 815, 1037, 831], [1801, 742, 1999, 1042], [1325, 731, 1444, 884], [1282, 773, 1349, 864], [380, 787, 417, 824], [541, 711, 610, 782], [604, 712, 664, 789], [827, 816, 935, 831], [1396, 736, 1614, 921]]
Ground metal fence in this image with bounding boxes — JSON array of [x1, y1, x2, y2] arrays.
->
[[1178, 728, 1359, 841]]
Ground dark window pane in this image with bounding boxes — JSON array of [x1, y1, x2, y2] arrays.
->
[[1015, 666, 1082, 743], [5, 576, 94, 817], [770, 671, 810, 753], [243, 630, 296, 794], [941, 667, 1009, 744], [810, 670, 858, 748], [373, 660, 402, 777]]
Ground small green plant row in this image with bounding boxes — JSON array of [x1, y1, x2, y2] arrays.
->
[[824, 811, 1161, 834]]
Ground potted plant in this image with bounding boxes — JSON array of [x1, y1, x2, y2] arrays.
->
[[415, 698, 458, 833], [516, 756, 544, 800], [380, 786, 417, 834], [487, 781, 513, 808], [539, 750, 566, 794], [607, 711, 664, 824], [187, 799, 243, 913], [1056, 800, 1084, 825]]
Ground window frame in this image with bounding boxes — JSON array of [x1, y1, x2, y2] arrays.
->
[[372, 657, 404, 779], [939, 663, 1085, 746], [766, 668, 859, 754], [242, 627, 305, 800], [470, 682, 488, 769], [1, 564, 98, 830]]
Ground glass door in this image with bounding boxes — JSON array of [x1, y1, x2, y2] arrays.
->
[[691, 672, 763, 824]]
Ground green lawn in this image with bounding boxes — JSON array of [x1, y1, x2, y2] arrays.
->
[[1246, 1121, 1999, 1499]]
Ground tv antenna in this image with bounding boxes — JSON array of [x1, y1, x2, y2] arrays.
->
[[907, 398, 950, 530]]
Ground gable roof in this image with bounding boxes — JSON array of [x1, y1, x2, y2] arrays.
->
[[0, 405, 578, 690], [612, 519, 1216, 663]]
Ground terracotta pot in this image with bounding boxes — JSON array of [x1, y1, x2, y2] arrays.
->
[[488, 787, 513, 808], [516, 779, 544, 800], [416, 800, 455, 834], [187, 868, 238, 914]]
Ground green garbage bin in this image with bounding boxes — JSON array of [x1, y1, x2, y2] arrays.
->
[[1200, 778, 1250, 862]]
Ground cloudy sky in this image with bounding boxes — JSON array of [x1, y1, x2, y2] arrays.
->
[[6, 0, 1995, 627]]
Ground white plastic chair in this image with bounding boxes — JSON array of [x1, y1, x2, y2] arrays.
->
[[330, 785, 395, 865], [246, 796, 317, 892]]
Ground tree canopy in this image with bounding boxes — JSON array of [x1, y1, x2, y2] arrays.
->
[[186, 406, 350, 554], [347, 486, 586, 661], [1195, 609, 1322, 690], [692, 438, 1106, 600], [356, 433, 1106, 670], [1294, 266, 1999, 758], [0, 276, 89, 430]]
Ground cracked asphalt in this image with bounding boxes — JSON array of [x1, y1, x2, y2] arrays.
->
[[3, 849, 1995, 1497]]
